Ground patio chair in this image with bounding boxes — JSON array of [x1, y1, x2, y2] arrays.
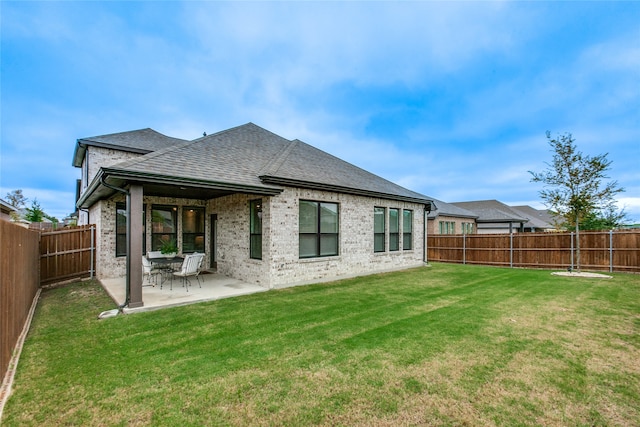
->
[[142, 256, 162, 286], [171, 253, 205, 291]]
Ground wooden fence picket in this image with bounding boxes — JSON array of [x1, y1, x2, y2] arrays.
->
[[427, 230, 639, 273]]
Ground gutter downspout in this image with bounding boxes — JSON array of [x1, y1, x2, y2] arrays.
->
[[424, 202, 432, 265], [100, 175, 131, 309]]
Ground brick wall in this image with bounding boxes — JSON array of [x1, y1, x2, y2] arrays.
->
[[91, 187, 427, 288], [209, 194, 270, 286], [428, 215, 476, 235], [264, 188, 426, 288], [77, 146, 143, 225], [86, 147, 141, 189], [94, 195, 208, 279]]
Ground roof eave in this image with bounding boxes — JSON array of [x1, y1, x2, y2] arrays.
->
[[105, 168, 284, 195], [476, 218, 527, 223], [76, 170, 112, 209], [80, 139, 153, 155], [260, 175, 433, 206], [72, 141, 86, 168], [72, 139, 153, 168], [428, 212, 478, 220], [77, 168, 284, 209]]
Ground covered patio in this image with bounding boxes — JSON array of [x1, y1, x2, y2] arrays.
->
[[100, 270, 268, 313]]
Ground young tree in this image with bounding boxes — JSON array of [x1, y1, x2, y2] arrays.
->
[[5, 189, 28, 208], [578, 204, 629, 231], [5, 189, 28, 221], [24, 199, 45, 223], [44, 213, 59, 226], [529, 132, 624, 271]]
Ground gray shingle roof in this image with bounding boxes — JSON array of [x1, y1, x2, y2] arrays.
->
[[107, 123, 287, 191], [510, 205, 558, 229], [451, 200, 528, 223], [426, 197, 477, 219], [81, 128, 188, 151], [85, 123, 432, 205], [260, 137, 431, 203], [72, 128, 188, 167], [0, 198, 18, 214]]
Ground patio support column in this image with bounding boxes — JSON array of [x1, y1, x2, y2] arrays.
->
[[128, 184, 144, 308]]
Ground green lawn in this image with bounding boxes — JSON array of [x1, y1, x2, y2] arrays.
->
[[3, 263, 639, 426]]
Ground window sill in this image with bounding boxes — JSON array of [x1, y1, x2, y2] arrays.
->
[[374, 250, 414, 255], [299, 255, 341, 263]]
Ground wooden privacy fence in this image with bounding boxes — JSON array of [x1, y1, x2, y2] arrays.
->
[[40, 225, 95, 285], [1, 221, 40, 386], [2, 223, 95, 390], [427, 230, 640, 273]]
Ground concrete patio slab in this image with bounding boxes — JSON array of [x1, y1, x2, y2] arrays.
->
[[100, 271, 268, 314]]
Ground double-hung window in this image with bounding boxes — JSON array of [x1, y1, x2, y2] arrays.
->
[[462, 222, 474, 234], [299, 200, 339, 258], [116, 202, 146, 257], [439, 221, 456, 235], [250, 199, 262, 260], [389, 208, 400, 251], [403, 209, 413, 250], [374, 207, 385, 252], [182, 207, 205, 253], [151, 205, 178, 251]]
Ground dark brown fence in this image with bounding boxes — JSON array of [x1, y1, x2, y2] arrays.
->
[[1, 221, 40, 385], [427, 230, 640, 273], [40, 225, 95, 285]]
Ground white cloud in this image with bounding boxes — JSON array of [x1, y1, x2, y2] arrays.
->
[[182, 1, 529, 99], [617, 197, 640, 223], [2, 1, 638, 226]]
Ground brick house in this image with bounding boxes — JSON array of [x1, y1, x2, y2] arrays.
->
[[74, 123, 433, 308], [426, 197, 478, 235], [451, 200, 528, 234]]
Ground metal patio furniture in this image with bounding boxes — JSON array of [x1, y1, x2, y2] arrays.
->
[[172, 253, 205, 291], [142, 255, 162, 286]]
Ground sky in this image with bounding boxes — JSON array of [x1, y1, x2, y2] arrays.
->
[[1, 1, 639, 222]]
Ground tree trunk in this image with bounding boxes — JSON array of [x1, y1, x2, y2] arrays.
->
[[575, 212, 581, 272]]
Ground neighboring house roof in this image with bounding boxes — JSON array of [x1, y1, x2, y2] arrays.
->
[[426, 197, 476, 220], [0, 198, 18, 216], [72, 128, 189, 167], [509, 205, 558, 230], [451, 200, 528, 223], [77, 123, 433, 209]]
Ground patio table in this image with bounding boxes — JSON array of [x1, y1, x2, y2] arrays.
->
[[150, 256, 184, 287]]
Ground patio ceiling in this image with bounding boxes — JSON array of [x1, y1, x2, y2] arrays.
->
[[141, 182, 236, 200], [76, 169, 284, 209]]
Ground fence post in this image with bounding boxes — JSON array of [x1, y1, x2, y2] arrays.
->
[[90, 225, 95, 279], [462, 233, 466, 265], [509, 232, 513, 268], [609, 229, 613, 273], [570, 232, 574, 271]]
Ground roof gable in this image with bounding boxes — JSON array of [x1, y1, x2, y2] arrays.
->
[[107, 123, 288, 191], [452, 200, 528, 223], [72, 128, 188, 167], [426, 197, 477, 219], [510, 205, 558, 229]]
